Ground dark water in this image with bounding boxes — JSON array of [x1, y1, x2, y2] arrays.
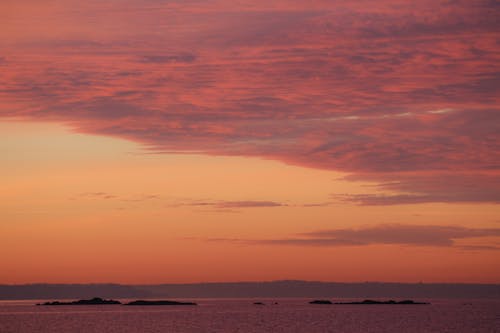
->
[[0, 299, 498, 332]]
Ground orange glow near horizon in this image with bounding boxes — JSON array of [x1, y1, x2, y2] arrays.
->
[[1, 122, 499, 284]]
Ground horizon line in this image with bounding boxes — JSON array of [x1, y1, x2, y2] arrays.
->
[[3, 280, 500, 286]]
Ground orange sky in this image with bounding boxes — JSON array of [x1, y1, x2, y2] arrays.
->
[[1, 0, 499, 284], [1, 122, 499, 284]]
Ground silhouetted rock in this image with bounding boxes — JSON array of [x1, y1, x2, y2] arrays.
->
[[309, 300, 333, 304], [335, 299, 429, 305], [398, 299, 428, 304], [124, 300, 197, 306], [37, 297, 121, 305], [253, 302, 265, 305]]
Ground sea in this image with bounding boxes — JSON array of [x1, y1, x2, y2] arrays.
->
[[0, 298, 498, 332]]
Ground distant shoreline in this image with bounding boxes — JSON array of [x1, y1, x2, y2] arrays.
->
[[36, 298, 197, 306], [1, 281, 499, 300]]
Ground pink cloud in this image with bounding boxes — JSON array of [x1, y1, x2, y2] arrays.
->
[[1, 0, 499, 204]]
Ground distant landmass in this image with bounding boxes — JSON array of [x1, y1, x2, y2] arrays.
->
[[335, 299, 429, 305], [37, 297, 121, 306], [309, 299, 429, 305], [37, 298, 196, 306], [124, 300, 197, 306], [1, 281, 499, 300], [0, 283, 148, 300]]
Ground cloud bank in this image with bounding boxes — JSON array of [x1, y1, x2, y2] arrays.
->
[[1, 0, 499, 204]]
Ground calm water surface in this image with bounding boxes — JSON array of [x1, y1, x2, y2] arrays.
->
[[0, 299, 498, 332]]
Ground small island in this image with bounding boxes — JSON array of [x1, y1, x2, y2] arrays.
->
[[37, 297, 121, 306], [253, 302, 265, 305], [309, 300, 333, 304], [335, 299, 429, 305], [124, 300, 197, 306]]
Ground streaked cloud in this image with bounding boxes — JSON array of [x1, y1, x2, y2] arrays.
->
[[337, 172, 500, 205], [303, 225, 500, 247], [73, 192, 160, 202], [215, 201, 285, 208], [210, 224, 500, 249], [78, 192, 118, 200], [176, 200, 286, 210]]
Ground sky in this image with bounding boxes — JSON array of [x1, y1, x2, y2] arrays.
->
[[1, 0, 499, 284]]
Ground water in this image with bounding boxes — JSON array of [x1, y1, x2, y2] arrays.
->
[[0, 299, 498, 332]]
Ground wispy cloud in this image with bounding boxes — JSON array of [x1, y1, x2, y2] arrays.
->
[[303, 225, 500, 247], [177, 200, 285, 210], [336, 173, 500, 205], [209, 224, 500, 249], [215, 201, 284, 208], [78, 192, 118, 200], [120, 194, 161, 202], [73, 192, 160, 202]]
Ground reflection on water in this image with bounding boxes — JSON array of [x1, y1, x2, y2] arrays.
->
[[0, 299, 498, 333]]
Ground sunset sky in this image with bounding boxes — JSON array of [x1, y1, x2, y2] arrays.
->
[[1, 0, 499, 284]]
